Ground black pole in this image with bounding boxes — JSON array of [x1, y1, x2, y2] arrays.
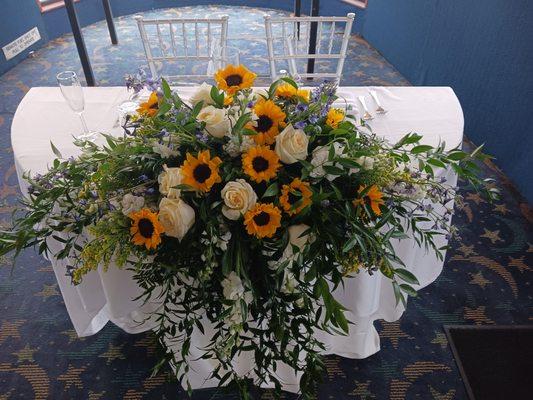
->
[[64, 0, 95, 86], [306, 0, 320, 79], [102, 0, 118, 45], [294, 0, 301, 39]]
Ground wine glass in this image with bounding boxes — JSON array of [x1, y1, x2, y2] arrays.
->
[[56, 71, 96, 140]]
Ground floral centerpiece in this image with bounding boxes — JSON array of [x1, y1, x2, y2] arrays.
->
[[0, 65, 496, 398]]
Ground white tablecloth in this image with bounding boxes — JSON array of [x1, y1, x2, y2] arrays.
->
[[11, 86, 463, 392]]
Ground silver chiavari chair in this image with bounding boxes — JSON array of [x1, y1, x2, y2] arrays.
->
[[134, 15, 229, 85], [264, 13, 355, 84]]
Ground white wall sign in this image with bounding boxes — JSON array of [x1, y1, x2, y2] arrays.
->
[[2, 27, 41, 61]]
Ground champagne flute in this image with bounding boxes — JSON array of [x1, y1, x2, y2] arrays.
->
[[56, 71, 95, 140]]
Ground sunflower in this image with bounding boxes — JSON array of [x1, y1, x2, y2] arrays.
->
[[244, 203, 282, 238], [246, 100, 286, 145], [297, 89, 311, 102], [137, 92, 159, 117], [182, 150, 222, 192], [242, 146, 281, 183], [279, 178, 313, 215], [129, 208, 164, 250], [223, 95, 234, 106], [214, 64, 257, 95], [275, 84, 310, 103], [326, 108, 345, 128], [275, 83, 298, 99], [353, 185, 385, 215]]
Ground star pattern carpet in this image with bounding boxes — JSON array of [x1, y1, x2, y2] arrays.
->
[[0, 5, 531, 400]]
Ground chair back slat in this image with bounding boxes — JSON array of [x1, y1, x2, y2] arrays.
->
[[264, 13, 355, 84], [135, 15, 229, 85]]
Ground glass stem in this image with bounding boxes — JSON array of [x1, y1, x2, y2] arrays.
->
[[78, 112, 89, 134]]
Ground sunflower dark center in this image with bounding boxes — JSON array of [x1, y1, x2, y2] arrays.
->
[[193, 163, 212, 183], [252, 156, 269, 172], [149, 102, 158, 109], [138, 218, 154, 238], [255, 115, 274, 133], [288, 190, 301, 205], [253, 211, 270, 226], [225, 74, 243, 86]]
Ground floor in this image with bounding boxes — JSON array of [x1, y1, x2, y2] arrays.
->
[[0, 5, 531, 400]]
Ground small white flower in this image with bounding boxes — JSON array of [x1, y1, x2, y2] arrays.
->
[[121, 193, 145, 216], [158, 165, 182, 199], [197, 106, 230, 138], [275, 124, 309, 164], [222, 272, 245, 301], [216, 231, 232, 251], [189, 82, 215, 107], [158, 197, 195, 241], [153, 141, 179, 158]]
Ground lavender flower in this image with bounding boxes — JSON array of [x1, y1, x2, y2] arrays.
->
[[295, 121, 307, 130]]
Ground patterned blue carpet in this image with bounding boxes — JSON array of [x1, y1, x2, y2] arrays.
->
[[0, 5, 531, 400]]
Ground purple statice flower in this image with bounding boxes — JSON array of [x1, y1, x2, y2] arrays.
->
[[295, 121, 307, 130], [78, 199, 87, 206], [296, 103, 308, 112], [247, 101, 255, 108], [27, 186, 35, 195], [90, 190, 98, 199], [308, 115, 319, 124], [139, 174, 149, 182], [195, 131, 209, 143], [145, 187, 156, 195], [124, 68, 161, 93], [321, 199, 330, 207]]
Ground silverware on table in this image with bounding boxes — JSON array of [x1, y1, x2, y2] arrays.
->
[[369, 90, 388, 114], [357, 95, 374, 121]]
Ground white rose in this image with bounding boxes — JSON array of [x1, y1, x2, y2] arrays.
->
[[275, 124, 309, 164], [251, 88, 269, 101], [310, 142, 345, 181], [197, 105, 230, 138], [158, 197, 195, 241], [189, 82, 215, 107], [158, 165, 183, 199], [222, 271, 245, 301], [221, 179, 258, 220], [121, 193, 145, 216]]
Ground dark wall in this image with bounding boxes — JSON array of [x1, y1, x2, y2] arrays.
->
[[360, 0, 533, 202]]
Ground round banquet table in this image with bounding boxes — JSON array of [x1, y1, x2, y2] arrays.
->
[[11, 86, 463, 393]]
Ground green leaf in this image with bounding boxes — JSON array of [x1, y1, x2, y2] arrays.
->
[[394, 268, 420, 285], [161, 79, 172, 98], [263, 182, 279, 197], [446, 151, 468, 161], [156, 102, 171, 117], [411, 145, 433, 154], [50, 141, 62, 159], [281, 77, 298, 88], [399, 283, 418, 297], [427, 158, 446, 168]]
